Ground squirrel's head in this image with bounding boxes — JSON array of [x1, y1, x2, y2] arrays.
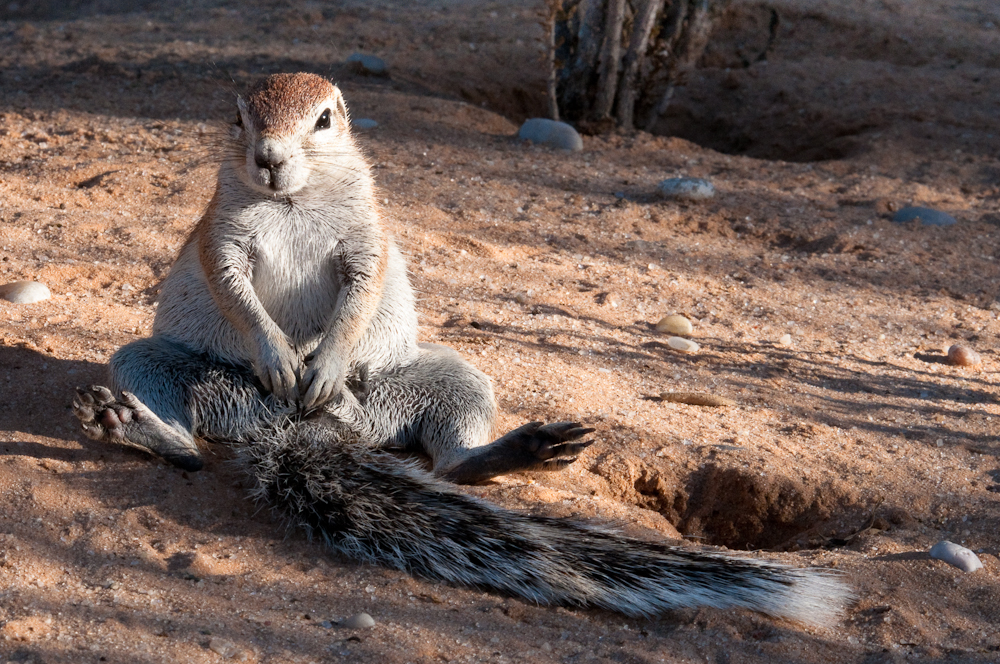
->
[[230, 73, 353, 196]]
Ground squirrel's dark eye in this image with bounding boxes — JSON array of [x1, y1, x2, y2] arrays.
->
[[315, 109, 331, 131], [234, 112, 243, 128]]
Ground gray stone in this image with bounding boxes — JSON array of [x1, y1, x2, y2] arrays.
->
[[347, 53, 387, 76], [892, 206, 957, 226], [517, 118, 583, 151], [0, 280, 50, 304], [929, 540, 983, 572], [341, 612, 375, 629], [353, 118, 378, 130], [657, 177, 716, 201]]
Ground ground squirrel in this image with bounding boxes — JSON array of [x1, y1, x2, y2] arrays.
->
[[72, 73, 851, 625]]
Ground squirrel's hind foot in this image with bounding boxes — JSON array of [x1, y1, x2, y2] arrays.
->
[[502, 420, 596, 471], [73, 385, 204, 471], [440, 420, 595, 484]]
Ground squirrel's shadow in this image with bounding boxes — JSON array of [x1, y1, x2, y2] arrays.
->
[[0, 343, 106, 446]]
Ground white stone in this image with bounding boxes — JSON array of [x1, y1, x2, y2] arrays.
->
[[778, 333, 792, 346], [667, 337, 699, 353], [341, 612, 375, 629], [0, 281, 51, 304], [929, 540, 983, 572]]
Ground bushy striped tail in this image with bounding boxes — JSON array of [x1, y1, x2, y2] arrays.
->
[[237, 419, 852, 627]]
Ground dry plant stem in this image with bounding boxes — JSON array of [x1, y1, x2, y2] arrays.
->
[[593, 0, 626, 119], [615, 0, 666, 128], [681, 0, 717, 69], [644, 0, 717, 131], [658, 392, 737, 407], [559, 0, 606, 119], [545, 1, 561, 121], [640, 0, 689, 130]]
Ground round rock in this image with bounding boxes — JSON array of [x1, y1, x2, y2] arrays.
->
[[0, 280, 51, 304], [891, 206, 957, 226], [347, 53, 388, 76], [667, 336, 699, 353], [341, 612, 376, 629], [655, 314, 693, 335], [517, 118, 583, 151], [946, 344, 981, 367], [929, 540, 983, 572], [657, 177, 716, 201], [353, 118, 379, 130]]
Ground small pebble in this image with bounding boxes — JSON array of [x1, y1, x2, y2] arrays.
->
[[655, 314, 693, 335], [353, 118, 378, 130], [341, 612, 376, 629], [778, 333, 792, 347], [0, 281, 51, 304], [516, 118, 583, 151], [603, 292, 620, 308], [891, 206, 957, 226], [929, 540, 983, 572], [347, 53, 388, 76], [208, 637, 242, 658], [946, 344, 981, 367], [667, 337, 699, 353], [657, 177, 716, 201]]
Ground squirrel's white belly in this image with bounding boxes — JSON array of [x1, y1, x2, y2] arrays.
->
[[252, 239, 340, 346]]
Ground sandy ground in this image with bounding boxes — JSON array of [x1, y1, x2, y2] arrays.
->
[[1, 0, 1000, 662]]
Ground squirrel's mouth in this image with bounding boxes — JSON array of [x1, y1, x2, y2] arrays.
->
[[245, 161, 306, 196]]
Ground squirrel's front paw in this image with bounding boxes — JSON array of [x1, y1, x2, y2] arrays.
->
[[300, 355, 346, 410], [253, 337, 300, 402]]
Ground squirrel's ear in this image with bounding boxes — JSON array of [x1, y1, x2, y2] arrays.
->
[[331, 87, 349, 125]]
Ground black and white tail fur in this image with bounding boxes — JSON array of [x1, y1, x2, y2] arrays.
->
[[239, 416, 852, 627]]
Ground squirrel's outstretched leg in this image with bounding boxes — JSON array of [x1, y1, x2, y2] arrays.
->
[[353, 344, 594, 483], [73, 384, 204, 471], [73, 336, 284, 470]]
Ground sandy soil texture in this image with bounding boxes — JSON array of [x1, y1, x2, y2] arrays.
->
[[1, 1, 999, 662]]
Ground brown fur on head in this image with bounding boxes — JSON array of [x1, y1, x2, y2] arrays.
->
[[240, 73, 348, 136], [230, 73, 357, 196]]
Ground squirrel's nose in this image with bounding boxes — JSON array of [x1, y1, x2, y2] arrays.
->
[[255, 153, 277, 169], [254, 138, 287, 170]]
